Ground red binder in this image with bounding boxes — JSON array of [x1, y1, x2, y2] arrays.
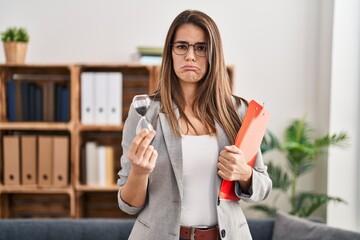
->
[[219, 100, 270, 201]]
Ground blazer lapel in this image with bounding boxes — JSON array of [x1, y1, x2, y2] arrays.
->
[[159, 111, 183, 200]]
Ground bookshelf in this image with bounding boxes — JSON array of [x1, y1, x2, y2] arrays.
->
[[0, 63, 233, 219]]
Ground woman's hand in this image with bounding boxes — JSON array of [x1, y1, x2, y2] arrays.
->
[[218, 145, 253, 184], [128, 129, 158, 176], [120, 129, 157, 207]]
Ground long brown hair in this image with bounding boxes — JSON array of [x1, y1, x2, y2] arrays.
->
[[152, 9, 243, 143]]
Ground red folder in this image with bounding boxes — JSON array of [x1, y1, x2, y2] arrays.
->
[[219, 100, 270, 201]]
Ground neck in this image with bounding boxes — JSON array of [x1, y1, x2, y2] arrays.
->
[[180, 82, 198, 107]]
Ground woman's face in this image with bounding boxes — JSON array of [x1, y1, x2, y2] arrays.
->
[[171, 24, 208, 87]]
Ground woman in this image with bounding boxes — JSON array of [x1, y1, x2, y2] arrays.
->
[[118, 9, 272, 240]]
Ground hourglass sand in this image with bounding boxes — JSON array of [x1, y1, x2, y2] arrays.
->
[[132, 94, 154, 134]]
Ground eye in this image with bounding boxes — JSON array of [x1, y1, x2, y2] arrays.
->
[[175, 44, 188, 51], [195, 44, 206, 52]]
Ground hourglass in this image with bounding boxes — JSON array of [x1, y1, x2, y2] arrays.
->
[[132, 94, 153, 134]]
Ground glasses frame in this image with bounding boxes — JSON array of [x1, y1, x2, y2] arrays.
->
[[171, 41, 207, 57]]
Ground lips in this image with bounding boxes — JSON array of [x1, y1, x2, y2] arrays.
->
[[182, 65, 198, 71]]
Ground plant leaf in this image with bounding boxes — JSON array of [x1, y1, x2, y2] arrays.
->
[[260, 117, 348, 219], [281, 142, 317, 176], [314, 132, 349, 149], [1, 26, 29, 42], [295, 161, 315, 177], [291, 192, 346, 217], [267, 161, 291, 191], [284, 118, 312, 145]]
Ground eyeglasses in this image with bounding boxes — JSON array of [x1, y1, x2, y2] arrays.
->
[[171, 42, 207, 57]]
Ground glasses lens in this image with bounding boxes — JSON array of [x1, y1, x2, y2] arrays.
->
[[194, 44, 206, 57], [173, 43, 188, 55]]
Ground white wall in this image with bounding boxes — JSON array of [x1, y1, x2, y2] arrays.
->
[[327, 0, 360, 232], [1, 0, 358, 230]]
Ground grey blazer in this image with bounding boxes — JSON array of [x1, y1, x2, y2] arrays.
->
[[118, 100, 272, 240]]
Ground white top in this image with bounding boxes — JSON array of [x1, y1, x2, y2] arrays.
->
[[180, 134, 219, 226]]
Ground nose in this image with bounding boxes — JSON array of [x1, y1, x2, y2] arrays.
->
[[185, 45, 196, 61]]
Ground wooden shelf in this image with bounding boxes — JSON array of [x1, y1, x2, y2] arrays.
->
[[0, 122, 71, 131], [75, 185, 119, 192], [75, 63, 153, 69], [78, 124, 124, 132], [0, 185, 73, 194], [0, 63, 72, 68]]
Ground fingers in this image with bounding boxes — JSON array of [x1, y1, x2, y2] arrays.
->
[[217, 169, 227, 180], [143, 145, 154, 161], [148, 148, 158, 167], [218, 145, 248, 181], [224, 145, 242, 154], [128, 129, 158, 176], [136, 130, 156, 156], [128, 129, 148, 156], [218, 160, 236, 181], [220, 145, 244, 164], [128, 129, 156, 159], [135, 145, 157, 169], [217, 155, 235, 172], [218, 155, 232, 170]]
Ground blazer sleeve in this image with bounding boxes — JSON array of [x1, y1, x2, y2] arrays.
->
[[233, 97, 272, 203], [234, 150, 272, 203], [117, 101, 160, 214], [117, 103, 145, 215]]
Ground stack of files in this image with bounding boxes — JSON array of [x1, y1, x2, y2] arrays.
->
[[21, 135, 37, 186], [81, 72, 123, 125], [38, 135, 69, 187], [6, 81, 43, 122], [3, 135, 21, 185], [54, 83, 70, 122], [52, 136, 69, 187], [1, 134, 69, 187], [85, 142, 115, 186], [5, 80, 22, 122], [42, 82, 56, 122], [138, 46, 163, 65], [6, 80, 69, 122], [38, 136, 53, 186]]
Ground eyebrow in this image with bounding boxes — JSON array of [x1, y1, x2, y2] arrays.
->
[[174, 40, 206, 45]]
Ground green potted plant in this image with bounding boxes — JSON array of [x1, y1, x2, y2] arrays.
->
[[254, 117, 349, 217], [1, 27, 29, 63]]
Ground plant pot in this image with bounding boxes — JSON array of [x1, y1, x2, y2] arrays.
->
[[3, 41, 28, 63]]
